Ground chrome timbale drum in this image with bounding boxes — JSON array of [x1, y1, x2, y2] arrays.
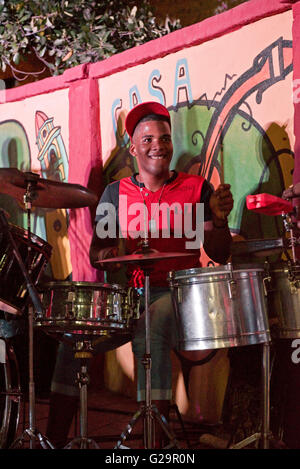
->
[[36, 281, 140, 336], [0, 224, 52, 316], [266, 263, 300, 339], [168, 265, 270, 351]]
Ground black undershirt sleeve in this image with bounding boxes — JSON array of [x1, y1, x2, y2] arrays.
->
[[94, 180, 120, 225]]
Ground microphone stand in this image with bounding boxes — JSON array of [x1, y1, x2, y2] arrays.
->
[[1, 174, 54, 449]]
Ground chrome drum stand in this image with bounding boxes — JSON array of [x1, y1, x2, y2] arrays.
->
[[114, 260, 180, 449], [229, 341, 271, 449], [64, 340, 99, 450], [3, 177, 54, 449]]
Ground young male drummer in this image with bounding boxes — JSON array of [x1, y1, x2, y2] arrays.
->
[[89, 102, 234, 447]]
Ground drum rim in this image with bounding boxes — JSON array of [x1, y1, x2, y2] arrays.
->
[[7, 223, 52, 256], [37, 281, 127, 291], [168, 263, 265, 280], [268, 262, 300, 274]]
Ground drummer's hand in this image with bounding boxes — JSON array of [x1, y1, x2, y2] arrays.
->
[[282, 182, 300, 199], [209, 184, 233, 225], [97, 246, 122, 272]]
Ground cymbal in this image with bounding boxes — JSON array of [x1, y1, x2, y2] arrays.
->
[[0, 168, 98, 208], [97, 250, 195, 264]]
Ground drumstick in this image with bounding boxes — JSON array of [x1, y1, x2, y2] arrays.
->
[[219, 128, 225, 186], [219, 130, 226, 220]]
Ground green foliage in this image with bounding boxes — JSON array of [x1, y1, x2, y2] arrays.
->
[[0, 0, 181, 76], [213, 0, 249, 15]]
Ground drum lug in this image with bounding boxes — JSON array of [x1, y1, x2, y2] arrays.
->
[[123, 297, 131, 320], [227, 263, 237, 299], [123, 287, 140, 322], [105, 294, 114, 317], [133, 293, 140, 320], [263, 261, 273, 296], [228, 280, 237, 299], [65, 291, 76, 319], [177, 287, 182, 304], [289, 280, 300, 295], [34, 309, 43, 320], [263, 276, 272, 296], [286, 263, 300, 294]]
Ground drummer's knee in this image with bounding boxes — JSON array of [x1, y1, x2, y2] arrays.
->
[[178, 349, 215, 362]]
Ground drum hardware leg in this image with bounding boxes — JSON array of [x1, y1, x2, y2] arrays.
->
[[229, 342, 271, 449], [9, 306, 54, 450], [0, 339, 22, 449], [0, 203, 54, 449], [64, 341, 99, 449], [115, 267, 180, 449], [168, 402, 191, 448], [114, 403, 178, 450]]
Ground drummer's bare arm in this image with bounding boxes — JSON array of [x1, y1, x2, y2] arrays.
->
[[89, 226, 119, 271], [203, 184, 233, 264]]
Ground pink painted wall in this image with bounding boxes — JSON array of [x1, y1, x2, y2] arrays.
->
[[292, 2, 300, 182]]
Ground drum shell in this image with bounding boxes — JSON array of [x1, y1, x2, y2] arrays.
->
[[266, 263, 300, 339], [36, 281, 140, 336], [0, 224, 52, 315], [168, 265, 270, 351]]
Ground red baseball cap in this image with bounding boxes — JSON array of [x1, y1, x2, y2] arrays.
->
[[125, 101, 171, 139]]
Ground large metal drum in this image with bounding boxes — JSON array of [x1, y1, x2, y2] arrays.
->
[[168, 264, 270, 351], [266, 262, 300, 339], [36, 281, 140, 336]]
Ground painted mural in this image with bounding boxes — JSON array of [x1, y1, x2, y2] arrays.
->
[[99, 11, 294, 266], [0, 97, 71, 280]]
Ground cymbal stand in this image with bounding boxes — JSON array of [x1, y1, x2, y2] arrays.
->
[[4, 175, 54, 449], [115, 242, 180, 449], [64, 340, 99, 449]]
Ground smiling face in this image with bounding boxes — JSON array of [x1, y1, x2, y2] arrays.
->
[[129, 119, 173, 181]]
